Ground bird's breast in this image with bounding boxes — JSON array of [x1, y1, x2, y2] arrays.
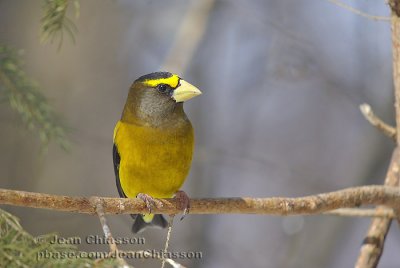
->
[[114, 121, 194, 198]]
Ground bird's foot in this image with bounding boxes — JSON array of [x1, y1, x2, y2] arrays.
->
[[136, 193, 162, 214], [174, 190, 190, 220]]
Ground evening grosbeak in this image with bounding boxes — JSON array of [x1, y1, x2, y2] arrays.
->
[[113, 72, 201, 233]]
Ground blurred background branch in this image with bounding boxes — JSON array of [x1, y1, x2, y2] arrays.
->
[[161, 0, 215, 73], [327, 0, 390, 21]]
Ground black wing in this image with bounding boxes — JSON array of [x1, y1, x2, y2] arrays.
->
[[113, 143, 127, 198]]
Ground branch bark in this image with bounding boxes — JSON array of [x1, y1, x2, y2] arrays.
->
[[0, 186, 399, 216]]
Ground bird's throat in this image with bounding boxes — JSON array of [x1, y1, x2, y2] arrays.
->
[[122, 100, 186, 128]]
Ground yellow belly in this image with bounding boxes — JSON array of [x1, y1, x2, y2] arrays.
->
[[114, 121, 194, 198]]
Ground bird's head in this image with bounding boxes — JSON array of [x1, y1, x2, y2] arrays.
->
[[122, 72, 202, 125], [134, 72, 201, 103]]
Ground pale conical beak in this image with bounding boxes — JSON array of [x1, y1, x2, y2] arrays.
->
[[172, 80, 202, 102]]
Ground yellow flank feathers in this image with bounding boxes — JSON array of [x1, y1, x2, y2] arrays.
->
[[142, 74, 180, 88], [113, 121, 121, 141]]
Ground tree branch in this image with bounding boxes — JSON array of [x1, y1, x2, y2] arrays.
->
[[355, 1, 400, 266], [0, 186, 399, 216]]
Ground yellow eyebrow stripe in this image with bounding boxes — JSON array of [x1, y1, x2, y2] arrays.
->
[[143, 74, 180, 88]]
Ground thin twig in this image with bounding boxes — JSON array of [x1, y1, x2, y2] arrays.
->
[[161, 216, 175, 268], [92, 197, 128, 267], [92, 198, 119, 254], [163, 257, 186, 268], [327, 0, 390, 21], [0, 186, 399, 216], [324, 208, 396, 218], [360, 103, 396, 141], [128, 251, 187, 268]]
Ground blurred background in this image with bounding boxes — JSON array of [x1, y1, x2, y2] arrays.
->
[[1, 0, 399, 267]]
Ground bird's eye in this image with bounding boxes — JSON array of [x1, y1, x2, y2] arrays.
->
[[157, 84, 167, 93]]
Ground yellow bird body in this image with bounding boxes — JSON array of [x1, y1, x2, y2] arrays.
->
[[113, 119, 194, 199]]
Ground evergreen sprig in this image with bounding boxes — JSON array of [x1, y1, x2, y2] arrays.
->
[[0, 209, 118, 268], [40, 0, 80, 49], [0, 45, 70, 150]]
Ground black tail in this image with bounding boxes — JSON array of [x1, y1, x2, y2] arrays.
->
[[131, 214, 168, 233]]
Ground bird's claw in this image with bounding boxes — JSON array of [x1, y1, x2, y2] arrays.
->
[[137, 193, 162, 214], [174, 190, 190, 220]]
